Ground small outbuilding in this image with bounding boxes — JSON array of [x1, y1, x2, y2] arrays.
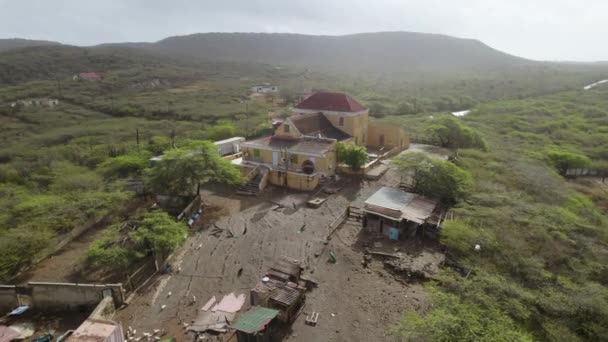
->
[[250, 257, 306, 323], [362, 187, 439, 240], [232, 306, 279, 342]]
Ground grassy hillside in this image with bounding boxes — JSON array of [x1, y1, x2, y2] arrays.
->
[[387, 86, 608, 341], [120, 32, 529, 73], [0, 38, 60, 52]]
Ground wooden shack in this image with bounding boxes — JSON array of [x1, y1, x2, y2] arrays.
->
[[250, 257, 306, 323]]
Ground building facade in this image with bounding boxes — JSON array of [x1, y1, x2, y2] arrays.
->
[[238, 91, 409, 191]]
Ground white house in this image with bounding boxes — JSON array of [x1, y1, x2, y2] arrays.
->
[[11, 98, 59, 108], [251, 85, 279, 94]]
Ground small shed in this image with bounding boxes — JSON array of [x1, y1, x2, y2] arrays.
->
[[250, 257, 306, 323], [362, 187, 438, 240], [232, 307, 279, 342], [214, 137, 245, 156]]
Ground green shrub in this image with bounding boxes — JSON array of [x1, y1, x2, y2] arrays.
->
[[336, 142, 368, 171]]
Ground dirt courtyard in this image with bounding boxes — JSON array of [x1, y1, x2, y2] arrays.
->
[[112, 162, 439, 342]]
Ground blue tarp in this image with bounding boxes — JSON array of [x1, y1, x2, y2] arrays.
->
[[389, 227, 399, 240], [8, 306, 29, 316]]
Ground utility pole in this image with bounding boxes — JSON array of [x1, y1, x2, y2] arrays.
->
[[56, 79, 63, 98], [245, 102, 250, 138], [136, 128, 140, 151]]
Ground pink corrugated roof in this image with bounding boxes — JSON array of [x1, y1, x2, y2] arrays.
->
[[0, 325, 20, 342]]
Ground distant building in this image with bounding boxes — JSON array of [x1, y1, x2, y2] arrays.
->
[[251, 85, 278, 94], [74, 72, 104, 81], [10, 98, 59, 107]]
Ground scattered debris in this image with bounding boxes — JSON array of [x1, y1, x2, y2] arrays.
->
[[328, 252, 337, 264], [381, 250, 445, 280], [305, 311, 319, 326]]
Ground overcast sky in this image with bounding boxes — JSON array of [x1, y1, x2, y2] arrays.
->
[[1, 0, 607, 61]]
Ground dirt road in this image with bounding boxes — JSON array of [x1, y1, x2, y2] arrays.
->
[[114, 166, 432, 341]]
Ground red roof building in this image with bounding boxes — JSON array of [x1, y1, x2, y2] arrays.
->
[[293, 91, 367, 113], [77, 72, 104, 80]]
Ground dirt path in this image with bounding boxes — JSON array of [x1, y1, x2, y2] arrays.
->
[[13, 198, 153, 284], [13, 218, 112, 284], [114, 166, 435, 341]]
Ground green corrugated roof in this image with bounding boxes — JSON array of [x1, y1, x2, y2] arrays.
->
[[232, 306, 280, 334]]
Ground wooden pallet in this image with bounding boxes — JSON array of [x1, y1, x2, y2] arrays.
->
[[307, 197, 327, 208], [305, 311, 319, 326]]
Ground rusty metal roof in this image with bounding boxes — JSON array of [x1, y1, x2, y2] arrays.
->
[[364, 187, 438, 224], [252, 278, 304, 307], [269, 257, 302, 280], [289, 113, 351, 141]]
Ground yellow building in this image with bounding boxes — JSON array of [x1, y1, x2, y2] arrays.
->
[[238, 91, 409, 192]]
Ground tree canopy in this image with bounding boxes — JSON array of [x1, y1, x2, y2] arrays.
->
[[144, 140, 242, 196], [393, 290, 534, 342], [336, 142, 368, 171], [130, 211, 187, 257], [394, 152, 472, 205], [426, 115, 488, 150], [546, 149, 592, 176]]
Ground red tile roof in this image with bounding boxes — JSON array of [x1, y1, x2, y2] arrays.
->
[[79, 72, 104, 79], [293, 91, 367, 113]]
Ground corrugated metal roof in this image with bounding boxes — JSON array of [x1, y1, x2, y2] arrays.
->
[[231, 307, 279, 334], [213, 137, 245, 145], [252, 278, 303, 306], [288, 113, 351, 141], [365, 187, 414, 211], [241, 136, 335, 156], [364, 187, 438, 224]]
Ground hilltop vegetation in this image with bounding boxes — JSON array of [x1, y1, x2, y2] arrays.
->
[[0, 38, 60, 53], [125, 31, 527, 73], [0, 34, 607, 340], [391, 86, 608, 341]]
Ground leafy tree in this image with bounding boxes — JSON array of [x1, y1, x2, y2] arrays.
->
[[393, 291, 534, 342], [204, 120, 237, 141], [369, 102, 389, 117], [144, 140, 242, 196], [426, 115, 488, 150], [100, 151, 151, 178], [395, 152, 472, 204], [546, 149, 591, 176], [0, 228, 53, 281], [147, 135, 173, 155], [441, 220, 497, 256], [395, 101, 416, 114], [85, 225, 135, 271], [129, 211, 187, 256], [336, 142, 368, 171]]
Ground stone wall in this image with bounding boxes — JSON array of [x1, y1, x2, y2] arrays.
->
[[0, 282, 125, 311], [0, 285, 18, 312]]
